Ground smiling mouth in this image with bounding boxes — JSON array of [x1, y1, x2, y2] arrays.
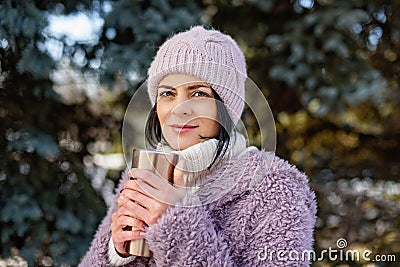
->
[[170, 124, 199, 133]]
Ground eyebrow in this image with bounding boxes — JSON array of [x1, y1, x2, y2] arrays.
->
[[157, 83, 211, 91]]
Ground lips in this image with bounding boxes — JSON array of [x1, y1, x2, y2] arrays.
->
[[170, 124, 198, 133]]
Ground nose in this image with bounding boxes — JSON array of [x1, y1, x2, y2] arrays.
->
[[171, 96, 193, 116]]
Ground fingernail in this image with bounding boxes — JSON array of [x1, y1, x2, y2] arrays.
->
[[139, 232, 146, 237], [119, 194, 124, 200]]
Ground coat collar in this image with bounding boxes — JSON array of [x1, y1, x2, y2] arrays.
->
[[191, 148, 274, 209]]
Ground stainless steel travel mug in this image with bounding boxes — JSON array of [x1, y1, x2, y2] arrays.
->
[[125, 148, 179, 257]]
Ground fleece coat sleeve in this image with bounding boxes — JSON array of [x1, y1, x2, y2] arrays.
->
[[78, 172, 151, 267], [145, 195, 236, 267], [144, 155, 316, 267]]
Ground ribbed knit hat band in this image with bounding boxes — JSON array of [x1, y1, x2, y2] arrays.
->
[[147, 26, 247, 125]]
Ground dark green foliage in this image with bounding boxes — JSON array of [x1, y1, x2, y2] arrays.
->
[[0, 0, 202, 265], [0, 2, 103, 264], [69, 0, 202, 89]]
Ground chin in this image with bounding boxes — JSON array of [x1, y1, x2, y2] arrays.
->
[[166, 138, 198, 151], [172, 142, 194, 151], [163, 130, 202, 150]]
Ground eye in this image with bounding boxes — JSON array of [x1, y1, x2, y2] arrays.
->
[[192, 91, 210, 97], [158, 90, 174, 98]]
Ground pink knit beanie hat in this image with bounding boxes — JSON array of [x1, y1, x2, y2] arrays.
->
[[147, 26, 247, 125]]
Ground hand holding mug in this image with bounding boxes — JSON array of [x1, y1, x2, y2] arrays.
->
[[111, 149, 184, 257]]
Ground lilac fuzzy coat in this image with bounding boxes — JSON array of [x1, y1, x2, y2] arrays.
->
[[79, 149, 317, 266]]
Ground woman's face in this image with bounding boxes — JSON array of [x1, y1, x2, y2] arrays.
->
[[156, 74, 220, 150]]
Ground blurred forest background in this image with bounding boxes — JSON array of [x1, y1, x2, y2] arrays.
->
[[1, 0, 399, 266]]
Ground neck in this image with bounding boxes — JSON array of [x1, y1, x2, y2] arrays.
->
[[157, 131, 247, 191]]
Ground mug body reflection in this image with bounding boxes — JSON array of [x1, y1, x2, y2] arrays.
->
[[125, 148, 179, 257]]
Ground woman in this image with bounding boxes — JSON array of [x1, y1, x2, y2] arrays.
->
[[79, 26, 317, 266]]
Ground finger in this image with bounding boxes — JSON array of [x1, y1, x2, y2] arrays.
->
[[124, 178, 162, 201], [134, 178, 164, 202], [116, 215, 147, 231], [124, 178, 156, 201], [116, 202, 148, 224], [121, 200, 151, 224], [117, 193, 125, 208], [112, 231, 145, 258], [126, 170, 184, 205], [123, 188, 155, 209], [136, 178, 183, 205], [112, 229, 145, 244]]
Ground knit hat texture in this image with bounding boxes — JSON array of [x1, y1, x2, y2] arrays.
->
[[147, 26, 247, 124]]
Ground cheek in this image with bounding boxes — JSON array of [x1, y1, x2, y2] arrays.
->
[[197, 119, 219, 139], [199, 106, 219, 135], [208, 103, 218, 124], [209, 119, 220, 135], [193, 100, 218, 118], [156, 104, 169, 126]]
